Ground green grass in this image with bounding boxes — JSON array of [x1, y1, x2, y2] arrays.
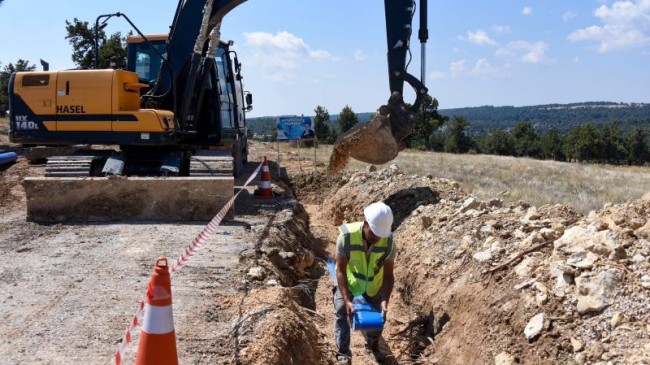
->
[[279, 142, 650, 215]]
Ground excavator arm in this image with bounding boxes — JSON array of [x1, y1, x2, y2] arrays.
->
[[147, 0, 427, 151]]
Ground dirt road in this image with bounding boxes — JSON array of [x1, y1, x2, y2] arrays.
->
[[0, 148, 283, 364]]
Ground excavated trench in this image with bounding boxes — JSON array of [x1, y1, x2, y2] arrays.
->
[[232, 166, 449, 365]]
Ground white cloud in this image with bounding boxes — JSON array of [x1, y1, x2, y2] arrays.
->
[[496, 41, 551, 64], [429, 71, 446, 80], [470, 59, 500, 77], [353, 49, 366, 61], [563, 11, 578, 22], [243, 31, 338, 68], [266, 72, 296, 84], [522, 6, 533, 16], [459, 30, 498, 46], [447, 59, 507, 79], [568, 0, 650, 52], [492, 25, 511, 34], [450, 59, 467, 76]]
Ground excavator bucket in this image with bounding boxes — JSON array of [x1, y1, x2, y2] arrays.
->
[[23, 176, 234, 222], [328, 92, 414, 173]]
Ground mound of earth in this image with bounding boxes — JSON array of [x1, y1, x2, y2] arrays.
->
[[300, 163, 650, 365]]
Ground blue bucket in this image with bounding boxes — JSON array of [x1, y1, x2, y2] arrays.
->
[[352, 298, 384, 331]]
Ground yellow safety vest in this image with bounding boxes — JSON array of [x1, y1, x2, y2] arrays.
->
[[337, 222, 394, 298]]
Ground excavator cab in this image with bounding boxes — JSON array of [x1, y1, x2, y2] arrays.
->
[[126, 34, 168, 87]]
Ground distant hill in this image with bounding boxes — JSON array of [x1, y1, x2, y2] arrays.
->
[[246, 102, 650, 137], [439, 102, 650, 134]]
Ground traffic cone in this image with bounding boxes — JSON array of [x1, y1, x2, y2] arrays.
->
[[135, 257, 178, 365], [255, 156, 273, 199]]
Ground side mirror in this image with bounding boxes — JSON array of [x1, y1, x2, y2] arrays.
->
[[245, 91, 253, 112]]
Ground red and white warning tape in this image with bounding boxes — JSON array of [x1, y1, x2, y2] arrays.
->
[[113, 160, 264, 365]]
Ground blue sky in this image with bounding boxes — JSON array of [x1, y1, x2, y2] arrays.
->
[[1, 0, 649, 117]]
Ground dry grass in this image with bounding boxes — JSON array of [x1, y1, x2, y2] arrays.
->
[[280, 142, 650, 215]]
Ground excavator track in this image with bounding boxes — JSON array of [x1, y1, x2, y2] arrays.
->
[[44, 156, 99, 177], [189, 150, 234, 176]]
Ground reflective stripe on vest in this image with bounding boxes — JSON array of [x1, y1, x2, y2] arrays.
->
[[337, 222, 393, 297]]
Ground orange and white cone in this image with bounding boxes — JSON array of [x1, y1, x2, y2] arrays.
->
[[255, 156, 273, 199], [135, 257, 178, 365]]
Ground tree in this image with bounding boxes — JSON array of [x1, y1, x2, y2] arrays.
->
[[512, 122, 540, 157], [625, 127, 648, 166], [65, 18, 127, 69], [444, 116, 474, 153], [338, 105, 359, 133], [482, 130, 515, 156], [564, 124, 602, 162], [313, 105, 331, 143], [0, 60, 37, 116], [540, 127, 565, 161], [406, 95, 448, 150], [600, 120, 627, 164]]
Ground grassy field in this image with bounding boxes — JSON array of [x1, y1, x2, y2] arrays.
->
[[280, 142, 650, 215]]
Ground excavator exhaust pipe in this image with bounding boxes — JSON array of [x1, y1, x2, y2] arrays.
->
[[24, 176, 234, 222]]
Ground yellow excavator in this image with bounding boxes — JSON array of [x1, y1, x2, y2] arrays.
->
[[7, 0, 428, 222]]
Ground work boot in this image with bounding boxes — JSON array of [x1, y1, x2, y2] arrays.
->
[[337, 355, 351, 365]]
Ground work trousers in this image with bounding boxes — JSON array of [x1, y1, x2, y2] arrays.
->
[[332, 286, 383, 358]]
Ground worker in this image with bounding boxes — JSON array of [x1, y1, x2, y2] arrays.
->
[[333, 201, 396, 364]]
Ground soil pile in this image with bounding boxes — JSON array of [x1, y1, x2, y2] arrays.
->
[[304, 163, 650, 364]]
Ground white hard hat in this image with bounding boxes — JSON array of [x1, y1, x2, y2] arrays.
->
[[363, 202, 393, 238]]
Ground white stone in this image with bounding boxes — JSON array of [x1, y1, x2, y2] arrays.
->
[[494, 351, 515, 365], [459, 197, 486, 213], [514, 229, 527, 239], [540, 228, 559, 241], [514, 256, 539, 278], [571, 337, 584, 352], [524, 313, 545, 340], [567, 250, 599, 269], [514, 279, 537, 290], [554, 226, 617, 254], [535, 282, 549, 305], [473, 249, 493, 263], [610, 312, 623, 328], [575, 270, 620, 314], [523, 207, 541, 221], [247, 266, 265, 280], [641, 275, 650, 289]]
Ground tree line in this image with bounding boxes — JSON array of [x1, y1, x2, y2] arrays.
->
[[251, 98, 648, 167]]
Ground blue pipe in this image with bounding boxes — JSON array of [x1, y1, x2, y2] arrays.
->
[[0, 152, 18, 166]]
